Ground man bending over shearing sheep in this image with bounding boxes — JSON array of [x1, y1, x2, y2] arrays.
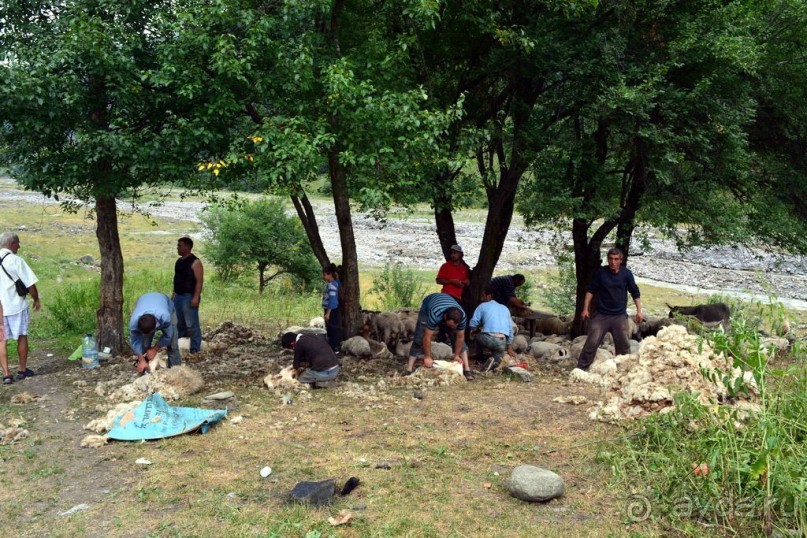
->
[[405, 293, 474, 380], [129, 292, 182, 374]]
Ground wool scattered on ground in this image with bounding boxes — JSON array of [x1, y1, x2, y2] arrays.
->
[[569, 325, 758, 422]]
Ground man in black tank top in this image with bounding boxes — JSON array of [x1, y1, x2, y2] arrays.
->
[[173, 237, 204, 354]]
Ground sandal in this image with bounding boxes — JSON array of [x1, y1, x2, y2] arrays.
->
[[2, 375, 12, 385], [16, 368, 35, 380]]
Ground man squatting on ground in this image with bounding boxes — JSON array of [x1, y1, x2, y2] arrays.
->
[[0, 232, 41, 384], [129, 292, 182, 374], [406, 292, 474, 380], [173, 236, 204, 354], [470, 286, 516, 372], [281, 332, 340, 386], [488, 274, 529, 310], [577, 247, 643, 371]]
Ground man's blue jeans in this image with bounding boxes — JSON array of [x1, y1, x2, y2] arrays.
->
[[476, 332, 507, 360], [298, 365, 340, 384], [173, 293, 202, 353]]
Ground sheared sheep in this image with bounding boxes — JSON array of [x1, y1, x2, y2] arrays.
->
[[341, 336, 372, 357], [531, 316, 572, 336], [511, 334, 529, 354], [396, 309, 418, 342], [370, 311, 404, 351]]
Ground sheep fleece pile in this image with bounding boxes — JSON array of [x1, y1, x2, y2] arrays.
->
[[570, 325, 756, 422]]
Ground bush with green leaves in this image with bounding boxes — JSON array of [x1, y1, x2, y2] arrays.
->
[[543, 253, 576, 315], [599, 302, 806, 536], [369, 262, 426, 310], [202, 199, 320, 293]]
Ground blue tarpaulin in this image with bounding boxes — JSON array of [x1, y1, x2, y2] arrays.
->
[[107, 393, 228, 441]]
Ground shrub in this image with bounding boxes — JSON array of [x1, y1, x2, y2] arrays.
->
[[201, 198, 320, 292], [600, 302, 806, 536], [369, 262, 426, 310], [45, 279, 99, 337], [543, 253, 576, 315]]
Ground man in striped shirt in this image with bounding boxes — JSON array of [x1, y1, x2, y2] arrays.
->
[[405, 293, 474, 380]]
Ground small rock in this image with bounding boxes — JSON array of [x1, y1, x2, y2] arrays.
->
[[77, 255, 95, 264], [374, 462, 391, 470], [135, 458, 153, 465], [290, 479, 335, 506], [58, 504, 90, 517], [229, 415, 244, 425], [504, 366, 535, 382], [260, 466, 272, 478], [508, 465, 565, 502], [413, 389, 424, 400], [203, 391, 235, 401]]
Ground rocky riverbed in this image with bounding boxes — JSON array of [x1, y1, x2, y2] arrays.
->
[[3, 179, 807, 308]]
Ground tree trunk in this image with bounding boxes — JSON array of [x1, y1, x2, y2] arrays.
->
[[433, 170, 459, 258], [328, 146, 362, 338], [571, 218, 600, 337], [291, 191, 330, 268], [258, 262, 267, 294], [95, 195, 126, 355]]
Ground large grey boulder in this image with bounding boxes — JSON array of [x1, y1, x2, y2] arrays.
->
[[508, 465, 564, 502]]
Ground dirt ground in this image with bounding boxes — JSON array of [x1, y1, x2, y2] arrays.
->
[[0, 324, 634, 537]]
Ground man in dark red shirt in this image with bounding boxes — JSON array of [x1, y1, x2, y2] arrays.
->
[[435, 244, 470, 301]]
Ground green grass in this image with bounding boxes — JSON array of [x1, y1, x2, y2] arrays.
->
[[599, 313, 807, 536]]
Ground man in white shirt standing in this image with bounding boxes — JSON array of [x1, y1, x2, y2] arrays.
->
[[0, 232, 41, 384]]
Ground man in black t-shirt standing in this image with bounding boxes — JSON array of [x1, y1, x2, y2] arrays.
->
[[173, 237, 204, 354], [577, 247, 643, 370]]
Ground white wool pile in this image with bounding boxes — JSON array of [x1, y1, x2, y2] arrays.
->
[[309, 316, 326, 328], [337, 381, 397, 404], [106, 366, 204, 402], [10, 392, 38, 404], [341, 336, 372, 357], [176, 337, 209, 357], [0, 423, 29, 445], [81, 434, 109, 448], [553, 395, 588, 405], [390, 366, 465, 387], [263, 365, 299, 390], [432, 359, 464, 376], [84, 400, 142, 433], [572, 325, 757, 422]]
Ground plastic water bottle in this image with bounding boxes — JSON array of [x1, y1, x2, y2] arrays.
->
[[82, 333, 99, 369]]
